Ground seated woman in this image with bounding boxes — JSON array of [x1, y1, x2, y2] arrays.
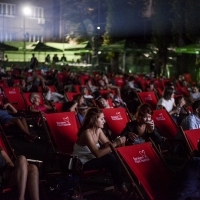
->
[[30, 93, 53, 113], [0, 102, 39, 142], [0, 146, 39, 200], [73, 107, 127, 194], [120, 104, 165, 146], [157, 86, 180, 124]]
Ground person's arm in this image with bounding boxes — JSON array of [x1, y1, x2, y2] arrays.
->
[[85, 129, 125, 158], [4, 103, 18, 114], [188, 115, 198, 130]]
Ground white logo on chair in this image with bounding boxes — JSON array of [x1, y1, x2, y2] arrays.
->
[[144, 94, 152, 101], [111, 112, 123, 120], [9, 90, 16, 94], [56, 117, 71, 126], [133, 150, 150, 163], [155, 113, 165, 121]]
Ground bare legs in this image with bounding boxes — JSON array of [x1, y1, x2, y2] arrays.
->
[[8, 118, 33, 138], [7, 156, 39, 200]]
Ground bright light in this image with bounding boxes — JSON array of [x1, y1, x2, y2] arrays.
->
[[98, 51, 101, 54], [97, 26, 100, 30], [23, 6, 31, 16]]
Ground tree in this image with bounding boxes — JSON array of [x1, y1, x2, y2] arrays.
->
[[151, 0, 172, 77]]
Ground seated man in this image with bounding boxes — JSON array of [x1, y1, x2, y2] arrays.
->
[[180, 99, 200, 130]]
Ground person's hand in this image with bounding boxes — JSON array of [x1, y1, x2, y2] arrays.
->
[[128, 132, 138, 142], [145, 119, 155, 133], [113, 136, 126, 147]]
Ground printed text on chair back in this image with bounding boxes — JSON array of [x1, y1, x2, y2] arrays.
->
[[117, 142, 173, 200], [44, 112, 79, 154], [102, 108, 130, 137]]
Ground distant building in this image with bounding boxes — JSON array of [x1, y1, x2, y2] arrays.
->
[[0, 0, 58, 42]]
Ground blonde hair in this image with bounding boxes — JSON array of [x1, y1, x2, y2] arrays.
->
[[30, 93, 40, 103]]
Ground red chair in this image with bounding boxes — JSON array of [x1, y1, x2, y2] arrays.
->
[[3, 87, 27, 111], [111, 142, 173, 200], [114, 77, 125, 88], [152, 109, 180, 138], [102, 107, 131, 139], [65, 92, 80, 101], [137, 91, 159, 110], [181, 128, 200, 153]]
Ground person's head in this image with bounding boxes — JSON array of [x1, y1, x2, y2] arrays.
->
[[128, 76, 135, 82], [163, 86, 174, 100], [149, 81, 155, 89], [97, 97, 109, 108], [73, 94, 84, 105], [192, 100, 200, 116], [175, 96, 186, 106], [192, 86, 199, 93], [30, 93, 41, 104], [135, 104, 153, 123], [78, 107, 105, 136], [81, 87, 89, 95]]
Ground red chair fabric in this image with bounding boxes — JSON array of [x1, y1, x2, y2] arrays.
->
[[102, 108, 131, 137], [65, 92, 80, 101], [116, 142, 173, 200], [43, 112, 79, 154], [183, 129, 200, 151], [152, 109, 180, 138], [3, 87, 27, 111], [137, 91, 159, 110]]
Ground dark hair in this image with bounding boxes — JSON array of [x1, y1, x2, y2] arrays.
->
[[192, 100, 200, 113], [175, 96, 184, 105], [73, 94, 84, 104], [128, 76, 135, 82], [135, 103, 153, 119], [163, 86, 174, 100], [77, 107, 103, 137]]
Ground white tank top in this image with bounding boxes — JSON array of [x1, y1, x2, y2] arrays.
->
[[73, 143, 100, 164]]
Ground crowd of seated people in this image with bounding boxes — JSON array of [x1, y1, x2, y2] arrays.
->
[[1, 65, 200, 198]]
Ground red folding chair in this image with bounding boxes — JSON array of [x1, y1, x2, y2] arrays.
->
[[102, 107, 131, 139], [65, 92, 80, 101], [3, 87, 27, 112], [152, 109, 180, 138], [114, 77, 125, 88], [137, 91, 159, 110], [181, 128, 200, 153], [111, 142, 173, 200]]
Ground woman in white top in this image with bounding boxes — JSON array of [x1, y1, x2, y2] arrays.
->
[[73, 107, 127, 194], [157, 86, 180, 123]]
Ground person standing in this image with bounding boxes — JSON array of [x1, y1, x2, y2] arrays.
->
[[30, 54, 38, 70], [60, 54, 67, 62]]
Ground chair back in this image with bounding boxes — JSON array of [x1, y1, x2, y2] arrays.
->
[[152, 109, 180, 138], [3, 87, 26, 111], [43, 112, 79, 154], [102, 108, 130, 138], [65, 92, 80, 101], [137, 91, 158, 110], [183, 129, 200, 151], [117, 142, 173, 200]]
